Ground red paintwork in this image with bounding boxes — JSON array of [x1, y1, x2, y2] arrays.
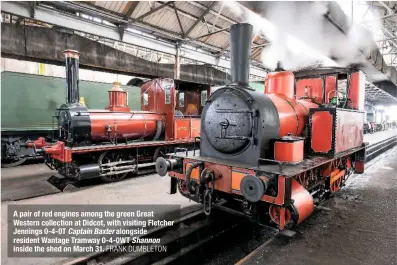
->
[[106, 82, 130, 112], [176, 91, 200, 115], [26, 137, 47, 149], [355, 160, 364, 173], [330, 169, 345, 192], [348, 71, 365, 111], [174, 117, 201, 140], [274, 140, 304, 163], [178, 160, 233, 193], [335, 110, 364, 154], [310, 109, 364, 155], [40, 77, 205, 164], [141, 78, 176, 140], [296, 78, 323, 103], [89, 110, 164, 142], [266, 71, 318, 137], [296, 75, 338, 104], [165, 70, 367, 230], [43, 141, 72, 162], [269, 205, 291, 230], [190, 118, 201, 138], [267, 94, 318, 136], [325, 75, 337, 103], [311, 111, 333, 153], [265, 71, 295, 99], [290, 178, 314, 224]]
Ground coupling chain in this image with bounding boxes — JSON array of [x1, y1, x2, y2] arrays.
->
[[203, 169, 215, 216]]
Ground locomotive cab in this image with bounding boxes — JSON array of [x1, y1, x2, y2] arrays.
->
[[174, 81, 209, 141], [141, 79, 209, 141]]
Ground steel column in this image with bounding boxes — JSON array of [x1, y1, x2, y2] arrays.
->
[[174, 44, 181, 79]]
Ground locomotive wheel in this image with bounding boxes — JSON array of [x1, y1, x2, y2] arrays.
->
[[269, 205, 292, 226], [1, 157, 27, 168], [98, 151, 129, 182], [153, 147, 172, 161]]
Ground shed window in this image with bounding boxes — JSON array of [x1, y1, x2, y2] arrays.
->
[[179, 92, 185, 107], [201, 90, 208, 106], [143, 92, 149, 106]]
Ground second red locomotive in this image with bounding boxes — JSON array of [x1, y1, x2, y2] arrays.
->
[[29, 50, 206, 182], [156, 23, 366, 230]]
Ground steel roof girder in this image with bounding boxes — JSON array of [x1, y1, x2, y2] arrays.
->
[[1, 1, 267, 78]]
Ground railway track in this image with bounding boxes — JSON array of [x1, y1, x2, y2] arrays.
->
[[59, 135, 397, 265], [5, 135, 397, 264], [234, 135, 397, 265], [365, 135, 397, 162], [62, 206, 245, 265]]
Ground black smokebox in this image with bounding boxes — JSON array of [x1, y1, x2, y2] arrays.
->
[[230, 23, 253, 87]]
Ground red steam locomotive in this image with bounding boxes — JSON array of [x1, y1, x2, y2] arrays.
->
[[156, 23, 366, 230], [29, 50, 208, 182]]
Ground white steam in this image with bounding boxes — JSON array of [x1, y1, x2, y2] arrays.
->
[[223, 1, 381, 72]]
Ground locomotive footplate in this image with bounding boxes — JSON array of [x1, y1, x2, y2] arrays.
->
[[162, 146, 366, 230], [67, 139, 200, 154], [167, 144, 366, 177]]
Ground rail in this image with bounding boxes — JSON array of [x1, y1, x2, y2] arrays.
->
[[235, 134, 397, 265], [365, 135, 397, 162], [62, 203, 237, 265], [62, 135, 397, 265], [62, 209, 204, 265]]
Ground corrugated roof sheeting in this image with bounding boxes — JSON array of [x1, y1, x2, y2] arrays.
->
[[203, 33, 229, 49], [206, 1, 240, 24], [252, 48, 263, 62], [94, 1, 128, 14], [129, 2, 151, 19], [176, 1, 207, 18], [142, 7, 184, 35], [198, 1, 240, 26], [83, 1, 268, 66]]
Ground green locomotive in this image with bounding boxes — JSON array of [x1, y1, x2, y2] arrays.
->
[[1, 71, 141, 167]]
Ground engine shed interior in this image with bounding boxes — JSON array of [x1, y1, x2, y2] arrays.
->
[[1, 2, 397, 264]]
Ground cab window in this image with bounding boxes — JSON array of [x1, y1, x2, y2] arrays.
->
[[179, 92, 185, 107], [143, 92, 149, 106], [165, 85, 171, 104], [201, 90, 207, 106]]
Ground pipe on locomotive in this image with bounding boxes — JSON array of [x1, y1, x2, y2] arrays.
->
[[63, 49, 81, 104], [230, 23, 253, 87]]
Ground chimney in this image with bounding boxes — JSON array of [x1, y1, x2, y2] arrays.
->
[[63, 50, 81, 104], [230, 23, 253, 87]]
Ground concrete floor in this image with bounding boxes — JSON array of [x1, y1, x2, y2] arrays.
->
[[1, 174, 196, 265], [1, 164, 57, 201], [363, 129, 397, 145], [1, 129, 396, 265], [1, 130, 396, 203], [242, 146, 397, 265]]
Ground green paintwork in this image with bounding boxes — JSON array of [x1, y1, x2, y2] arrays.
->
[[249, 82, 264, 92], [1, 72, 141, 131]]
